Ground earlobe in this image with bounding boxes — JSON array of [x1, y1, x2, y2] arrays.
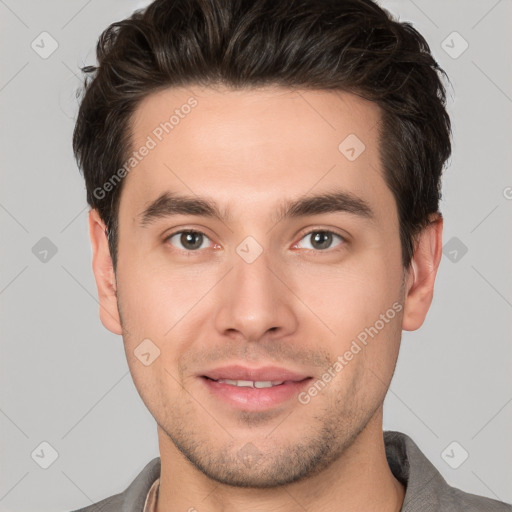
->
[[402, 214, 443, 332], [88, 209, 123, 335]]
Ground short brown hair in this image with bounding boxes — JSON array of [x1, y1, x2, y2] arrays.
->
[[73, 0, 451, 272]]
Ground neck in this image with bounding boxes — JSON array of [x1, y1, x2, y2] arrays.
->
[[155, 412, 405, 512]]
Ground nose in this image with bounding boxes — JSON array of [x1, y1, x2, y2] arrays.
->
[[213, 244, 298, 342]]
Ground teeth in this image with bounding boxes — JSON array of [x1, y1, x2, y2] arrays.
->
[[216, 379, 284, 388]]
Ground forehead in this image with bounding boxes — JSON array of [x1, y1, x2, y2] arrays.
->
[[121, 85, 393, 225]]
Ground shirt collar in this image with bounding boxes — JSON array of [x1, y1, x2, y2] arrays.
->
[[143, 477, 159, 512]]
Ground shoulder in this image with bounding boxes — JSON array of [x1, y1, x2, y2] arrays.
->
[[65, 457, 161, 512], [384, 431, 511, 512], [68, 492, 124, 512], [438, 485, 512, 512]]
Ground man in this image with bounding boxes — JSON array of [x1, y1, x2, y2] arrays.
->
[[70, 0, 511, 511]]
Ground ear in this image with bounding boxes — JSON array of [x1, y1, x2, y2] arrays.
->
[[88, 209, 123, 335], [402, 214, 443, 331]]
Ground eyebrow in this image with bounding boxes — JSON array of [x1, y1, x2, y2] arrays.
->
[[137, 190, 376, 228]]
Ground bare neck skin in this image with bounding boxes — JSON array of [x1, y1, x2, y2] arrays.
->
[[155, 407, 405, 512]]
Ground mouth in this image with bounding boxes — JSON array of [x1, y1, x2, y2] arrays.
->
[[198, 366, 313, 410], [202, 376, 308, 388]]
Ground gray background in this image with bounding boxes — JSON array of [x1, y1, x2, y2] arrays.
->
[[1, 0, 511, 510]]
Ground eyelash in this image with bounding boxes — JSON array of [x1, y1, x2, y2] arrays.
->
[[163, 229, 347, 254]]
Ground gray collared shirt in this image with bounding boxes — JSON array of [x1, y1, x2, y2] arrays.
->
[[69, 430, 512, 512]]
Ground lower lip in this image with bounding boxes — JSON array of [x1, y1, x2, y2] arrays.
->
[[201, 377, 313, 411]]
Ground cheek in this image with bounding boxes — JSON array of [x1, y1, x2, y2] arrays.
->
[[116, 258, 190, 335], [304, 255, 403, 378], [116, 263, 218, 383], [125, 355, 170, 424], [306, 254, 401, 326]]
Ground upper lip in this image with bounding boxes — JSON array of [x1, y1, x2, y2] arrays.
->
[[201, 365, 311, 382]]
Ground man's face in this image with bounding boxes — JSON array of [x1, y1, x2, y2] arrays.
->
[[104, 86, 409, 486]]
